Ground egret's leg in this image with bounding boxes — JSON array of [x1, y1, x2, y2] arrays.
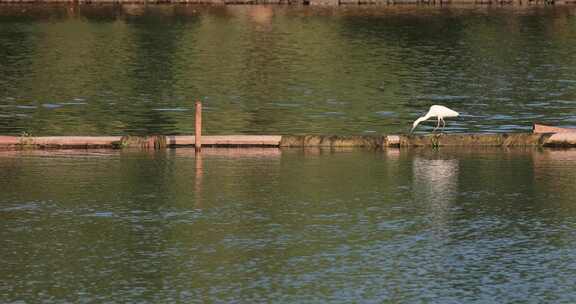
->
[[438, 118, 445, 133], [433, 117, 441, 132]]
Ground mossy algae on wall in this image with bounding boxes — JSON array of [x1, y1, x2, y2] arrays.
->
[[279, 135, 385, 148], [0, 133, 574, 149], [399, 133, 549, 147]]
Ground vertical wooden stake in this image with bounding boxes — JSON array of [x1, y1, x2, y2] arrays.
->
[[195, 100, 202, 152]]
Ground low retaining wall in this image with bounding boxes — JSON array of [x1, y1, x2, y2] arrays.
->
[[2, 132, 576, 150], [280, 133, 565, 147]]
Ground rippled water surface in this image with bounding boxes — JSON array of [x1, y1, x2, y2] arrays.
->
[[1, 5, 576, 135], [2, 5, 576, 303], [1, 148, 576, 303]]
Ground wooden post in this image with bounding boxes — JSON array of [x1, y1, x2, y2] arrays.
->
[[195, 100, 202, 152]]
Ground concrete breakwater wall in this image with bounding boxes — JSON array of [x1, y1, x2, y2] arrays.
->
[[280, 133, 575, 147], [2, 133, 576, 150]]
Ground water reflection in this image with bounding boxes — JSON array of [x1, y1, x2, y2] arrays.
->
[[194, 150, 204, 209], [532, 149, 576, 211], [2, 6, 576, 135], [1, 148, 576, 302], [412, 155, 459, 233], [178, 147, 283, 209], [247, 6, 274, 27]]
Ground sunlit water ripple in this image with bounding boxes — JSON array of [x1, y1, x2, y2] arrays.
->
[[1, 148, 576, 302]]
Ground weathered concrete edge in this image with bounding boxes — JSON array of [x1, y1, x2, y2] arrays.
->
[[543, 133, 576, 147], [276, 133, 576, 148], [279, 135, 385, 147], [1, 133, 575, 149], [0, 135, 284, 149]]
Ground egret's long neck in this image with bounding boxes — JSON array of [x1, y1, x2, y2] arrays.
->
[[411, 114, 432, 132]]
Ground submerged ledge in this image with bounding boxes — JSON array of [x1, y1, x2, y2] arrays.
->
[[2, 133, 576, 149]]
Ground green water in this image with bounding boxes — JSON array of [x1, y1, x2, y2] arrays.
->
[[2, 5, 576, 303], [1, 5, 576, 135], [1, 148, 576, 303]]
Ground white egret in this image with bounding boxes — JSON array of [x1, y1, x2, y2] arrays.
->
[[411, 105, 459, 133]]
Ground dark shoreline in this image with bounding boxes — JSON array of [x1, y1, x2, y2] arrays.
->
[[0, 0, 574, 5]]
